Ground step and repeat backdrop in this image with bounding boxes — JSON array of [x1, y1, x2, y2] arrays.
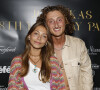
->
[[0, 0, 100, 89]]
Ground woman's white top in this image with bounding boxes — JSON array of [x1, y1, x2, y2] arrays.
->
[[24, 61, 50, 90]]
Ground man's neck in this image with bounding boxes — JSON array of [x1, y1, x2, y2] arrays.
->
[[52, 34, 66, 48]]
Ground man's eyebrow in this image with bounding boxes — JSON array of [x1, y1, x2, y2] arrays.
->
[[47, 18, 54, 21], [47, 17, 63, 20]]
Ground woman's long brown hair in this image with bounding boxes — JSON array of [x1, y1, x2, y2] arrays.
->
[[20, 21, 54, 83]]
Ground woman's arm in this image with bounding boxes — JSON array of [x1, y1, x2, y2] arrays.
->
[[8, 56, 23, 90]]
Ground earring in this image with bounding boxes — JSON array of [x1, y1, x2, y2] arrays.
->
[[28, 37, 30, 40], [45, 42, 48, 46]]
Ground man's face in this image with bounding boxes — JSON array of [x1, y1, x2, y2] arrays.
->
[[46, 10, 66, 37]]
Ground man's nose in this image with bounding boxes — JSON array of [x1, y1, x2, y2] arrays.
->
[[55, 21, 59, 27]]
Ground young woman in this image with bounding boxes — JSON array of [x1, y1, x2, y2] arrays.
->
[[8, 21, 66, 90]]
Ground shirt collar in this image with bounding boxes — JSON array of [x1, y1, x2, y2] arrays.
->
[[64, 35, 70, 47]]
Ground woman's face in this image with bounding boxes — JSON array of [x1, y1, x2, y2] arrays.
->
[[28, 25, 47, 49]]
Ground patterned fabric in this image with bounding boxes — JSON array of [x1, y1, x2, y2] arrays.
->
[[8, 56, 65, 90]]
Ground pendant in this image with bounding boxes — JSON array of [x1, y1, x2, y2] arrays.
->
[[60, 61, 64, 70], [33, 65, 37, 73]]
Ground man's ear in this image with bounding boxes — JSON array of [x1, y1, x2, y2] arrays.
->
[[65, 18, 69, 24]]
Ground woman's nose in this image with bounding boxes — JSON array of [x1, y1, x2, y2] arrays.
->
[[37, 35, 41, 40]]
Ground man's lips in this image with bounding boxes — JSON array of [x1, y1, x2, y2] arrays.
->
[[53, 28, 61, 32]]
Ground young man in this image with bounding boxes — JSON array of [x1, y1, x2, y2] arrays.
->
[[36, 5, 93, 90]]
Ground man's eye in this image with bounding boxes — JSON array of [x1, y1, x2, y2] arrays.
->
[[58, 19, 62, 22], [59, 19, 61, 21], [49, 20, 54, 23]]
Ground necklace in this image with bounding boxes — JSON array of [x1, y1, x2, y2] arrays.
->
[[29, 53, 40, 57], [54, 46, 64, 51], [59, 61, 64, 70], [29, 56, 40, 73], [54, 47, 63, 51]]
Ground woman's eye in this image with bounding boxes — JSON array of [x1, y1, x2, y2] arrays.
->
[[34, 33, 38, 35], [43, 35, 47, 38]]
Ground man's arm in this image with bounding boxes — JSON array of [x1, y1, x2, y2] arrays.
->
[[80, 40, 93, 90]]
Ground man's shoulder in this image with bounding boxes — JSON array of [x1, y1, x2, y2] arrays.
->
[[66, 35, 85, 44]]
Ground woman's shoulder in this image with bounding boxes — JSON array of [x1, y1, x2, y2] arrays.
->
[[10, 55, 22, 67], [50, 56, 57, 62], [12, 55, 22, 62], [50, 56, 59, 67], [50, 56, 57, 59], [10, 55, 22, 74]]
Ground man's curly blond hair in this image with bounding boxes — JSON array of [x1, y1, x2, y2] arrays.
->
[[36, 5, 75, 35]]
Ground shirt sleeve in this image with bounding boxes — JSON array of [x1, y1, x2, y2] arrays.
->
[[58, 66, 66, 90], [8, 56, 23, 90], [50, 56, 65, 90], [80, 40, 93, 90]]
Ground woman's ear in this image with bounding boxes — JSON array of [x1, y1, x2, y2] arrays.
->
[[28, 35, 30, 40], [45, 41, 48, 46]]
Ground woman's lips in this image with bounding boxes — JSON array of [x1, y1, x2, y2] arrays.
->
[[34, 41, 41, 44]]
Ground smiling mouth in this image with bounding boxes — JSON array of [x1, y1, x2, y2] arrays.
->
[[34, 41, 41, 44], [53, 28, 60, 32]]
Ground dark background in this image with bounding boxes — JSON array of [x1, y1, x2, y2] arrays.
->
[[0, 0, 100, 89]]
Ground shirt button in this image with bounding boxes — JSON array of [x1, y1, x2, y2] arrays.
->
[[68, 77, 71, 79], [64, 63, 68, 65]]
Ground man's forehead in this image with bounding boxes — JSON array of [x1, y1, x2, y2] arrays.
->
[[46, 11, 64, 19], [46, 10, 63, 15]]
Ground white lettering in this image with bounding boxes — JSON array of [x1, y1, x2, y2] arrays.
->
[[0, 66, 10, 73], [0, 46, 16, 54]]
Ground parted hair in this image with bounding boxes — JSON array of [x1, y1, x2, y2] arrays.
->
[[21, 21, 54, 83]]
